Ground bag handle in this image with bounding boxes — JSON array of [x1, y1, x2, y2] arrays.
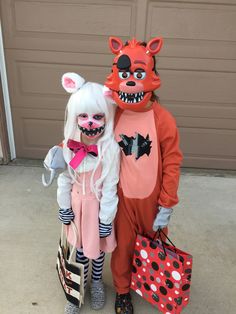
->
[[151, 228, 177, 256], [61, 221, 79, 263], [68, 221, 79, 263]]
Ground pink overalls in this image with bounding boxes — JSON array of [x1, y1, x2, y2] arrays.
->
[[66, 166, 117, 260]]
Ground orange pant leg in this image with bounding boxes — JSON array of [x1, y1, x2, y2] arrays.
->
[[111, 186, 163, 294]]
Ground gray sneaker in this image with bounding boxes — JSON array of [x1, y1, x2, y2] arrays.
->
[[90, 279, 106, 310], [64, 301, 80, 314]]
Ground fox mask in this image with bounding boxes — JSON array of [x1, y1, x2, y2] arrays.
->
[[105, 36, 163, 111]]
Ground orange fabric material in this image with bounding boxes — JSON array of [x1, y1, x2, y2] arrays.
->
[[111, 101, 182, 294]]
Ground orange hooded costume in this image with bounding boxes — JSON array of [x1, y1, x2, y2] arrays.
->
[[104, 37, 183, 294]]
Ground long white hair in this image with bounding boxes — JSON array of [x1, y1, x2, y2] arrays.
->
[[62, 73, 119, 199]]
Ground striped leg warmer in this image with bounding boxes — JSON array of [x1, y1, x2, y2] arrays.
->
[[76, 248, 89, 289], [91, 251, 105, 281]]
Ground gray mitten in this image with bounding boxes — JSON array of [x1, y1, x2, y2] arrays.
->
[[153, 206, 173, 231], [42, 145, 66, 187]]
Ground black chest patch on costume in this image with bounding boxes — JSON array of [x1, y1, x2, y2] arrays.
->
[[118, 133, 152, 159]]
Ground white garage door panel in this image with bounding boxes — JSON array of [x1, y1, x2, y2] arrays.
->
[[164, 0, 236, 4], [2, 0, 136, 52], [5, 50, 112, 112], [14, 2, 132, 36], [13, 108, 64, 157], [159, 70, 236, 104], [148, 3, 236, 41], [181, 128, 236, 156], [159, 57, 236, 73], [177, 116, 236, 130], [166, 102, 236, 121], [147, 1, 236, 59], [180, 128, 236, 169]]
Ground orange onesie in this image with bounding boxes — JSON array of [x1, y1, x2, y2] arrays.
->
[[111, 100, 183, 294]]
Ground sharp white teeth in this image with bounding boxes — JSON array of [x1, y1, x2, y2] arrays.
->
[[134, 99, 136, 103]]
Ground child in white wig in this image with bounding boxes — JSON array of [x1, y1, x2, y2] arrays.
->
[[56, 73, 120, 314]]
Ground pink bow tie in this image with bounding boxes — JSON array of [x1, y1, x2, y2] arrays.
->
[[67, 139, 98, 170]]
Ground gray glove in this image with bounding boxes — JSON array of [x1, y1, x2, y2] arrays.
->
[[153, 206, 173, 231], [42, 145, 66, 187]]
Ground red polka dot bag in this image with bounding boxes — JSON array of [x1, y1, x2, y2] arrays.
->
[[131, 230, 192, 313]]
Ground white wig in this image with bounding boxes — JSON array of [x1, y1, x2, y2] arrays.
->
[[62, 73, 119, 199]]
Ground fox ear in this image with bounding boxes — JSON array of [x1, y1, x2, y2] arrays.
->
[[146, 37, 163, 56], [109, 37, 124, 54], [61, 73, 85, 93]]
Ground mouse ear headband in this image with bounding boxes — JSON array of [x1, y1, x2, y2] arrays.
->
[[61, 72, 85, 93]]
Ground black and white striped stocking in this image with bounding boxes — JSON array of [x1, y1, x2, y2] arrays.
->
[[76, 249, 105, 287], [92, 251, 105, 281], [76, 248, 89, 288]]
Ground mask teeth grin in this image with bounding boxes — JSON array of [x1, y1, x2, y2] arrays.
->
[[118, 91, 144, 103], [79, 125, 105, 136]]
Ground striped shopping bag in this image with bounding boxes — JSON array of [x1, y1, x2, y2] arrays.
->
[[56, 222, 84, 307]]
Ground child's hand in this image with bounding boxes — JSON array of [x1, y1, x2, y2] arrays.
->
[[58, 208, 75, 225], [152, 206, 173, 231], [99, 221, 112, 238]]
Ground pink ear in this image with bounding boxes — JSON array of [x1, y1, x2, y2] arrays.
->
[[146, 37, 163, 56], [103, 85, 113, 97], [109, 37, 123, 54], [63, 77, 76, 89], [61, 72, 85, 93]]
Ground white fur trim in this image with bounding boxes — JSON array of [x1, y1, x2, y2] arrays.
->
[[62, 72, 85, 93], [103, 85, 113, 97]]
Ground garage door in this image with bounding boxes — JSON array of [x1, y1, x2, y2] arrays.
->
[[1, 0, 236, 169]]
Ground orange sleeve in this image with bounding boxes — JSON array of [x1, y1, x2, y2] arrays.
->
[[155, 104, 183, 208]]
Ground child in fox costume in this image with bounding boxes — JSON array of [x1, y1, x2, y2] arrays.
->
[[104, 37, 183, 314]]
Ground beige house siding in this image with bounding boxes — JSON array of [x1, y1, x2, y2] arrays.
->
[[0, 138, 3, 159], [0, 0, 236, 169]]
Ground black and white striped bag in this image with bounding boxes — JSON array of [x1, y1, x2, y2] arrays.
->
[[56, 222, 84, 307]]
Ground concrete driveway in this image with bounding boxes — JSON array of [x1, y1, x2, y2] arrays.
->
[[0, 163, 235, 314]]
